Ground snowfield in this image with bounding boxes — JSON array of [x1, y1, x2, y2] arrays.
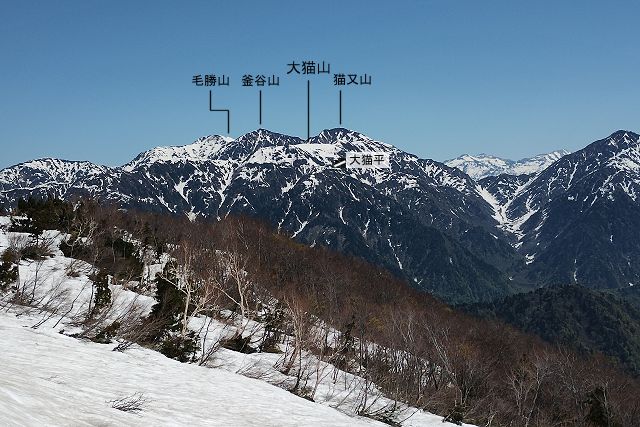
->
[[0, 310, 463, 427], [0, 311, 380, 427]]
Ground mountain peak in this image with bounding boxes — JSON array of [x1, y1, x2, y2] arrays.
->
[[310, 128, 370, 144], [610, 129, 635, 139], [570, 130, 640, 164], [236, 128, 303, 144], [607, 130, 639, 148]]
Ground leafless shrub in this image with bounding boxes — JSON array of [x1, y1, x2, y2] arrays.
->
[[113, 316, 166, 353], [196, 315, 227, 366], [8, 233, 30, 254], [6, 257, 67, 319], [65, 257, 91, 278], [108, 392, 148, 413], [75, 288, 150, 347], [30, 286, 72, 328], [236, 359, 280, 382], [358, 401, 403, 426]]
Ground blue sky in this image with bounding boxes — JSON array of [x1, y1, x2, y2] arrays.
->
[[1, 1, 639, 168]]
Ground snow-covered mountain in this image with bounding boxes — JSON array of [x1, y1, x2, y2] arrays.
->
[[0, 129, 520, 303], [1, 129, 639, 301], [0, 158, 110, 201], [480, 130, 640, 288], [445, 150, 570, 180]]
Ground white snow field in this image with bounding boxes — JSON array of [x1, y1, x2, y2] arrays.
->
[[0, 308, 465, 427], [0, 311, 381, 427]]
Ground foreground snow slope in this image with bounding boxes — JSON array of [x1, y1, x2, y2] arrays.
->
[[0, 311, 382, 427], [0, 216, 472, 426]]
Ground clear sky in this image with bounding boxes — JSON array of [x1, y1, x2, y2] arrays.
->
[[1, 1, 639, 169]]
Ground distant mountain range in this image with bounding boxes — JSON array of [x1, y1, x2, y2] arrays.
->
[[2, 128, 639, 304], [445, 150, 570, 180]]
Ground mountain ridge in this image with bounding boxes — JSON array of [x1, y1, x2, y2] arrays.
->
[[445, 149, 570, 180], [2, 128, 639, 303], [0, 128, 521, 303]]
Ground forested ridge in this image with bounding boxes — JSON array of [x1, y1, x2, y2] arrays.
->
[[464, 285, 640, 377]]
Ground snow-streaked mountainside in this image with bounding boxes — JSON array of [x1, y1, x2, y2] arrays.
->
[[2, 129, 640, 301], [480, 130, 640, 288], [0, 158, 110, 197], [446, 150, 570, 180]]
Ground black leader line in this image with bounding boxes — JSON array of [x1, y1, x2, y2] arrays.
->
[[209, 90, 230, 134]]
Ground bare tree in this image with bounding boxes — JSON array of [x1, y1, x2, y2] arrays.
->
[[506, 352, 551, 427], [159, 236, 223, 339]]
